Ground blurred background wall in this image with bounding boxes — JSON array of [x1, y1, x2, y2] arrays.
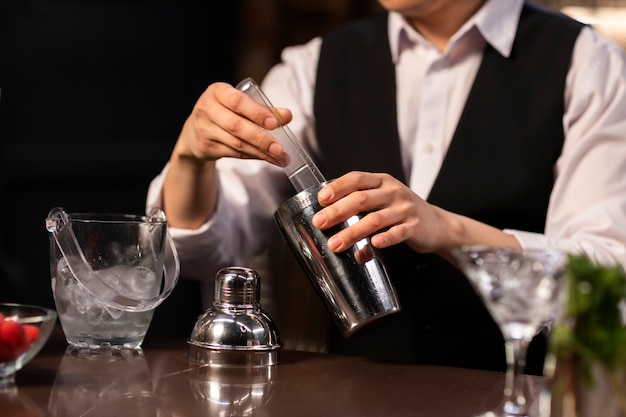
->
[[0, 0, 240, 335], [0, 0, 380, 338], [0, 0, 624, 341]]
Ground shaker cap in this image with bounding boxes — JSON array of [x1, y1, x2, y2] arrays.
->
[[214, 267, 260, 308], [188, 267, 282, 367]]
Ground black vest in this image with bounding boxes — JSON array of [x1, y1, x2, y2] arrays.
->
[[313, 4, 583, 373]]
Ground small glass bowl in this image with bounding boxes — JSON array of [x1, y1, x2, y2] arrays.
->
[[0, 303, 57, 388]]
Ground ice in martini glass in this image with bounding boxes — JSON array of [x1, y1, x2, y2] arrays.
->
[[453, 246, 566, 417]]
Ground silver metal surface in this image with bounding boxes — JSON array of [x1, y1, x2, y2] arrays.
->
[[274, 182, 401, 338], [187, 361, 276, 415], [188, 267, 282, 367]]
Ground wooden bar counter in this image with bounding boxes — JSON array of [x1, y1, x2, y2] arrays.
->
[[1, 326, 545, 416]]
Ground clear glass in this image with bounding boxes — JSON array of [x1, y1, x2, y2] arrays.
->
[[47, 208, 179, 351], [235, 77, 326, 193], [453, 246, 566, 417], [0, 303, 57, 390]]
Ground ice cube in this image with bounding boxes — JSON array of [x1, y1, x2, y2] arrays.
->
[[96, 265, 160, 299]]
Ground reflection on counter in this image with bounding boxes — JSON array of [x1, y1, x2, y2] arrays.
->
[[47, 347, 171, 417], [0, 387, 43, 417], [187, 362, 276, 416], [1, 324, 553, 416]]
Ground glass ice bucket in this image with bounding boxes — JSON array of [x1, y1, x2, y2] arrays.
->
[[46, 207, 180, 350]]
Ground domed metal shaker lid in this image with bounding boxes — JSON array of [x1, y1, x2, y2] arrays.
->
[[188, 267, 282, 367]]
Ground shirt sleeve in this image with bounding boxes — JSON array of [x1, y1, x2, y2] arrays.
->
[[145, 39, 323, 281], [147, 161, 294, 280], [146, 164, 243, 280], [507, 26, 626, 269], [261, 36, 323, 160]]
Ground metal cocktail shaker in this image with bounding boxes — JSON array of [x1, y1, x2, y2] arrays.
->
[[236, 78, 400, 338], [275, 182, 401, 338], [188, 267, 282, 367]]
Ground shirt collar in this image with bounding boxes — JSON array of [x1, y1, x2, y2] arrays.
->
[[388, 0, 524, 62]]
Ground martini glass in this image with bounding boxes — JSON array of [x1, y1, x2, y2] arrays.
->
[[453, 246, 566, 417]]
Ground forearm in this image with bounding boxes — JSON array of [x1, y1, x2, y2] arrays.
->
[[436, 207, 521, 263], [163, 140, 219, 230]]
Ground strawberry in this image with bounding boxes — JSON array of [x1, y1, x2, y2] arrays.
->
[[0, 318, 40, 362], [0, 320, 25, 350], [0, 340, 11, 362], [23, 325, 40, 344], [0, 320, 30, 359]]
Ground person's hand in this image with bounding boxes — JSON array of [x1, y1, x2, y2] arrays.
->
[[174, 82, 292, 166], [163, 82, 295, 229], [311, 171, 457, 256]]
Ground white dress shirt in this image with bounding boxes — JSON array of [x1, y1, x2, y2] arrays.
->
[[147, 0, 626, 280]]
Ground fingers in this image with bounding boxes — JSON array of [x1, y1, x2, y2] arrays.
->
[[201, 101, 282, 162], [184, 83, 293, 166], [312, 172, 422, 252], [316, 171, 382, 205], [370, 222, 415, 248], [313, 172, 395, 228], [324, 206, 411, 252], [216, 82, 288, 129]]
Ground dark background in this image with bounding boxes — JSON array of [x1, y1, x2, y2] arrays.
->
[[0, 0, 239, 335], [0, 0, 378, 337]]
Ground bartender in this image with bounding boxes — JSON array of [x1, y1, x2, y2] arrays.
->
[[147, 0, 626, 374]]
